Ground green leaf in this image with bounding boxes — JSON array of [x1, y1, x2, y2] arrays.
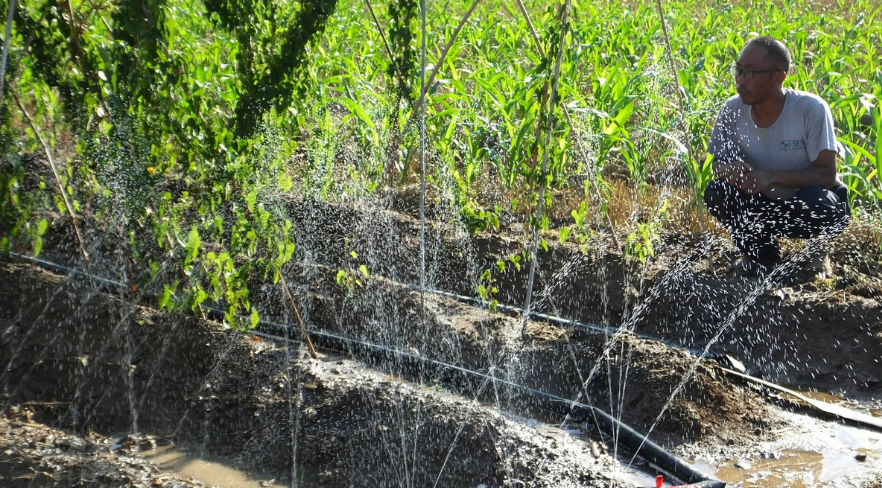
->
[[185, 226, 201, 266], [560, 226, 570, 243], [336, 270, 346, 285], [33, 237, 43, 257], [250, 310, 260, 329], [245, 190, 257, 213], [278, 173, 293, 192], [359, 265, 369, 277]]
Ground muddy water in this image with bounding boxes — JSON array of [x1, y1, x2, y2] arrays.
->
[[699, 414, 882, 488], [140, 446, 277, 488]]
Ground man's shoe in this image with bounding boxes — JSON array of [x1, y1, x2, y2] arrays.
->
[[779, 249, 832, 286]]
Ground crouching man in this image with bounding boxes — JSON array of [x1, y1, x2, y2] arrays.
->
[[704, 36, 850, 275]]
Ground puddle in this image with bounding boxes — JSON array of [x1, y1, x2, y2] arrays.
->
[[616, 467, 662, 487], [792, 389, 845, 404], [708, 420, 882, 488], [140, 445, 277, 488]]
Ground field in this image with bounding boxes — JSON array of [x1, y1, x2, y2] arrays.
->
[[1, 0, 882, 486]]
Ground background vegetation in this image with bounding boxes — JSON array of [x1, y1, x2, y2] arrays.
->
[[1, 0, 880, 325]]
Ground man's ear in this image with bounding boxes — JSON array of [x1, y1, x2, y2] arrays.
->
[[775, 70, 787, 84]]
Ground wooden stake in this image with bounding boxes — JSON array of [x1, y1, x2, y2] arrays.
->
[[280, 273, 318, 359]]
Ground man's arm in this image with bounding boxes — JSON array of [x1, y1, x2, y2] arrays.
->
[[707, 99, 751, 184], [733, 149, 837, 195], [712, 156, 754, 185]]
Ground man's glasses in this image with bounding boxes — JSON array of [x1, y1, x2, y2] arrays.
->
[[729, 63, 781, 79]]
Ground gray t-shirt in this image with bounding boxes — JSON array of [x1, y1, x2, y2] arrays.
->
[[707, 88, 838, 200]]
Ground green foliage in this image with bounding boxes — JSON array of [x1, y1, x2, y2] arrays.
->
[[477, 268, 498, 312], [3, 0, 882, 332], [624, 201, 667, 264], [386, 0, 418, 99], [203, 0, 339, 137]]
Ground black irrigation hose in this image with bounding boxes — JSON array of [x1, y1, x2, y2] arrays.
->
[[250, 323, 724, 488], [7, 253, 725, 487], [412, 284, 618, 336]]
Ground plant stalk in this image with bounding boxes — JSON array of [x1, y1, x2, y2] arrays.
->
[[522, 0, 571, 337], [0, 0, 15, 104], [13, 93, 91, 274], [514, 0, 621, 251]]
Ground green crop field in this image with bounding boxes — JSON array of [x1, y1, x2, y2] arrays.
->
[[1, 0, 880, 324]]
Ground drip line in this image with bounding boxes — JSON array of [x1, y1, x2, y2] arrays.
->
[[4, 251, 724, 486], [13, 253, 882, 456], [248, 326, 724, 487]]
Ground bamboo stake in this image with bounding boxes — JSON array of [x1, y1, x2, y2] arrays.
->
[[14, 93, 91, 273], [653, 0, 713, 274], [364, 0, 413, 186], [400, 0, 482, 136], [513, 0, 540, 52], [280, 273, 318, 359], [418, 0, 481, 107], [419, 0, 427, 322], [363, 0, 409, 92]]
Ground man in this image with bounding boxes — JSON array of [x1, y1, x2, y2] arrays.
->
[[704, 36, 849, 275]]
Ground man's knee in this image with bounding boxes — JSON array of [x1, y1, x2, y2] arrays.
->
[[793, 185, 828, 207], [790, 185, 850, 237], [793, 185, 848, 217]]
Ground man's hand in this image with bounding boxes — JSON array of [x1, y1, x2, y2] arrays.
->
[[733, 169, 773, 194], [715, 160, 754, 185]]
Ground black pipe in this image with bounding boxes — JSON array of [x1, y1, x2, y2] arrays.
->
[[412, 284, 617, 336], [7, 254, 725, 487], [254, 322, 724, 487]]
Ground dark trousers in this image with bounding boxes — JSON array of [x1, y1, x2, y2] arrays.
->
[[703, 180, 850, 265]]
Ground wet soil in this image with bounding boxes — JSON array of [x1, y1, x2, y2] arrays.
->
[[0, 411, 211, 488], [0, 262, 636, 487], [9, 193, 882, 486], [278, 196, 882, 397]]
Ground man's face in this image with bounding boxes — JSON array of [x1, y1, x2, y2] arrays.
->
[[734, 44, 782, 105]]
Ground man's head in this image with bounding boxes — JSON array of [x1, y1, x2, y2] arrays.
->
[[733, 36, 790, 105]]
